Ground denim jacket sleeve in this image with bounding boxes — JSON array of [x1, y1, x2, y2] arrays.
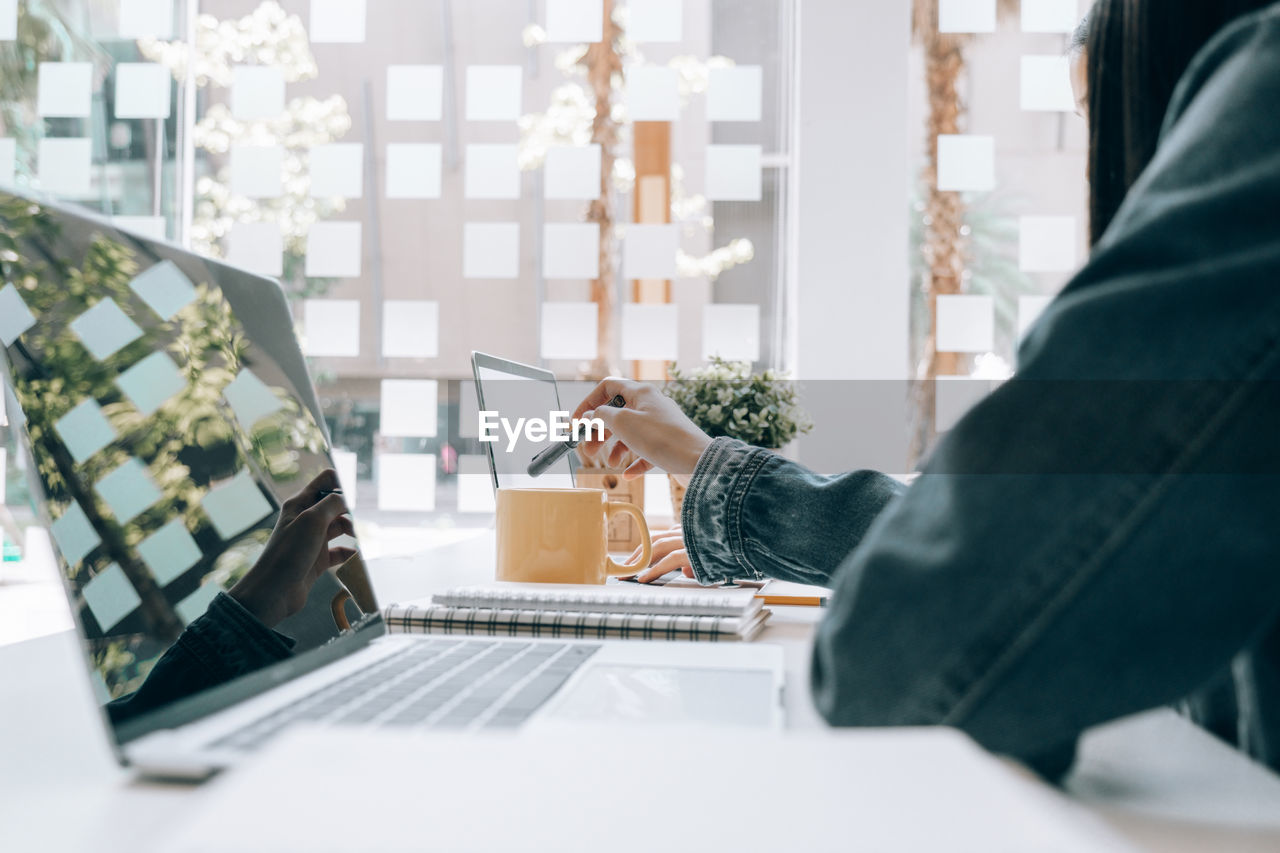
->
[[682, 438, 906, 587]]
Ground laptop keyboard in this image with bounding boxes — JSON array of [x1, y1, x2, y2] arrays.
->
[[214, 639, 600, 752]]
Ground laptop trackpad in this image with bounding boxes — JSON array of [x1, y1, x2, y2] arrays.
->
[[547, 666, 775, 728]]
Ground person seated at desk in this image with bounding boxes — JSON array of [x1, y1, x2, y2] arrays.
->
[[573, 0, 1280, 779]]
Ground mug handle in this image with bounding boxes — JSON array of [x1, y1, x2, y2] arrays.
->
[[603, 502, 653, 575]]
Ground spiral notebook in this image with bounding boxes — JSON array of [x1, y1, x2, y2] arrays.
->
[[384, 584, 770, 642]]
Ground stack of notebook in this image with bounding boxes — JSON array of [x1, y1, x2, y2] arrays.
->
[[384, 584, 770, 642]]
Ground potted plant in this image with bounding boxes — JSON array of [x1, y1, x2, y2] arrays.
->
[[663, 358, 813, 518]]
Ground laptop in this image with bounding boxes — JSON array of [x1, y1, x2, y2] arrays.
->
[[0, 192, 783, 779]]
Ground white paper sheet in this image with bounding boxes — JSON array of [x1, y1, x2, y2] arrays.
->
[[50, 502, 101, 568], [309, 0, 366, 43], [385, 143, 442, 199], [223, 368, 284, 431], [464, 144, 521, 200], [201, 470, 273, 541], [936, 295, 995, 353], [112, 215, 166, 241], [543, 223, 600, 279], [118, 0, 174, 39], [37, 62, 92, 117], [54, 399, 117, 465], [626, 66, 680, 121], [628, 0, 683, 42], [463, 223, 520, 279], [305, 221, 362, 278], [309, 143, 364, 199], [936, 135, 996, 192], [0, 283, 37, 347], [70, 298, 144, 361], [1018, 294, 1055, 339], [1019, 215, 1078, 273], [621, 304, 678, 361], [938, 0, 996, 33], [137, 518, 203, 587], [227, 222, 284, 277], [546, 0, 604, 42], [705, 144, 762, 202], [229, 145, 284, 198], [702, 303, 760, 362], [116, 351, 186, 416], [130, 259, 197, 320], [0, 0, 17, 40], [332, 449, 358, 510], [230, 66, 285, 121], [707, 66, 763, 122], [622, 225, 678, 280], [540, 302, 598, 360], [302, 299, 361, 357], [377, 453, 436, 512], [456, 454, 496, 514], [37, 138, 92, 197], [544, 145, 601, 200], [95, 458, 162, 525], [82, 563, 141, 632], [0, 137, 14, 187], [175, 583, 224, 625], [1022, 0, 1079, 33], [114, 62, 171, 119], [381, 300, 439, 359], [465, 66, 523, 122], [1021, 56, 1076, 112], [386, 65, 444, 121], [380, 379, 438, 438]]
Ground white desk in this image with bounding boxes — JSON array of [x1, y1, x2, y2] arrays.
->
[[2, 532, 1280, 851]]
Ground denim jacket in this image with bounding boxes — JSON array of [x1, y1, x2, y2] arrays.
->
[[683, 6, 1280, 776]]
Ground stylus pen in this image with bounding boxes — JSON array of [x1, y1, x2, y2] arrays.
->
[[527, 394, 626, 477]]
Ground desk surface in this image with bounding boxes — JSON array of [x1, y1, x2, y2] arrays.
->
[[3, 530, 1280, 852]]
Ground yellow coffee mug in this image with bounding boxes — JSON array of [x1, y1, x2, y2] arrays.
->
[[496, 488, 652, 585]]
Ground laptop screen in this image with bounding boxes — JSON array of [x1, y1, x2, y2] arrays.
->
[[473, 353, 577, 490], [0, 193, 378, 745]]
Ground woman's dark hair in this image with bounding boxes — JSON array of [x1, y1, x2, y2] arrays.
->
[[1084, 0, 1275, 245]]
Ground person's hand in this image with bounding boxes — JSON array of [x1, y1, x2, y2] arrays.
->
[[628, 526, 694, 584], [572, 378, 713, 485], [230, 469, 356, 629]]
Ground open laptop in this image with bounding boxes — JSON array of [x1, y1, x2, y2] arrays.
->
[[0, 192, 783, 779]]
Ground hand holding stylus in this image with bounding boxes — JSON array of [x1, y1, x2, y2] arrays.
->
[[572, 378, 713, 484]]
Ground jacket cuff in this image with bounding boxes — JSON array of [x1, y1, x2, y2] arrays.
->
[[681, 437, 772, 585]]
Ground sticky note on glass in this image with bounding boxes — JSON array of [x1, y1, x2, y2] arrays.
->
[[70, 298, 144, 361], [83, 563, 141, 632], [0, 138, 14, 187], [705, 144, 762, 202], [707, 66, 763, 122], [310, 143, 364, 198], [936, 135, 995, 192], [230, 145, 284, 198], [113, 215, 166, 241], [938, 0, 996, 33], [1019, 215, 1078, 273], [644, 471, 674, 520], [463, 223, 521, 279], [1021, 56, 1075, 112], [309, 0, 366, 43], [544, 145, 601, 200], [626, 66, 679, 121], [385, 143, 443, 199], [332, 449, 359, 510], [380, 379, 438, 438], [302, 299, 361, 357], [543, 223, 600, 279], [464, 144, 521, 200], [1018, 295, 1055, 339], [38, 138, 92, 197], [95, 458, 162, 525], [305, 221, 362, 278], [702, 304, 760, 362], [377, 453, 436, 512], [51, 502, 101, 568], [0, 283, 37, 347], [623, 224, 679, 280], [458, 381, 480, 439], [118, 0, 174, 38], [540, 302, 598, 361], [230, 66, 285, 121], [227, 222, 284, 277], [175, 582, 223, 625], [382, 300, 439, 359], [628, 0, 683, 42], [130, 260, 197, 320], [546, 0, 604, 42], [936, 295, 995, 353], [114, 63, 171, 119], [456, 454, 496, 514], [137, 518, 203, 586], [1, 0, 18, 40], [54, 399, 117, 465], [621, 304, 678, 361], [37, 62, 92, 117], [465, 66, 523, 122], [386, 65, 444, 121], [1022, 0, 1079, 33], [117, 351, 186, 416], [202, 470, 274, 541], [223, 368, 284, 431]]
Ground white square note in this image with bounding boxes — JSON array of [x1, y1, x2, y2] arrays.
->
[[201, 470, 273, 541], [544, 145, 601, 200], [0, 0, 14, 41], [116, 351, 187, 416], [540, 302, 598, 361], [0, 138, 14, 187], [621, 304, 678, 361], [309, 0, 366, 43], [702, 304, 760, 362], [377, 453, 436, 512], [230, 66, 285, 121], [309, 143, 364, 198], [332, 449, 358, 510], [114, 63, 171, 119], [1019, 215, 1078, 273], [0, 284, 38, 347], [1022, 0, 1080, 33], [628, 0, 683, 42], [381, 300, 439, 359], [938, 0, 996, 33], [543, 223, 600, 279], [456, 455, 496, 514], [70, 299, 144, 361], [51, 502, 101, 568], [464, 144, 521, 200], [465, 66, 523, 122], [1018, 295, 1055, 339], [118, 0, 174, 39], [137, 518, 203, 586], [546, 0, 604, 42], [380, 379, 438, 438], [130, 260, 197, 320], [707, 66, 763, 122], [37, 62, 92, 117], [623, 225, 679, 280], [305, 221, 362, 278], [936, 135, 995, 192], [82, 563, 141, 632], [95, 458, 162, 525], [385, 143, 442, 199], [936, 295, 995, 353], [626, 66, 679, 121], [54, 399, 117, 465], [386, 66, 444, 121], [1021, 56, 1076, 112], [463, 223, 520, 279], [230, 145, 285, 198], [302, 299, 361, 357], [227, 222, 284, 277], [705, 144, 762, 201], [223, 368, 284, 431], [38, 138, 92, 197]]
